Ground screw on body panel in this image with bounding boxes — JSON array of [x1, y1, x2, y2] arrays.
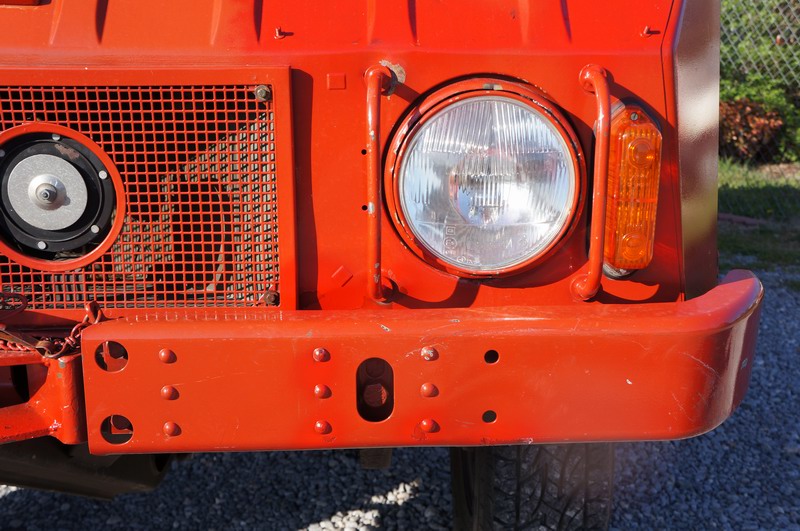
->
[[254, 84, 272, 102], [259, 290, 279, 306]]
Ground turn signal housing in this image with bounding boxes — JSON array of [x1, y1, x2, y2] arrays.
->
[[604, 105, 662, 272]]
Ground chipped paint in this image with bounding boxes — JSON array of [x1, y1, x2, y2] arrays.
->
[[378, 59, 406, 86]]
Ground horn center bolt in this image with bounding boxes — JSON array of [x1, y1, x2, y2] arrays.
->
[[34, 181, 59, 205]]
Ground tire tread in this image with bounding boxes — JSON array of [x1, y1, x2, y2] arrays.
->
[[451, 444, 613, 531]]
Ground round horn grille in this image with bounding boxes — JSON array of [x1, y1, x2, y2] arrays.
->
[[0, 124, 124, 270]]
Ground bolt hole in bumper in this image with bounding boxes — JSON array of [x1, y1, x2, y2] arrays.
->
[[0, 271, 761, 454], [68, 270, 762, 455]]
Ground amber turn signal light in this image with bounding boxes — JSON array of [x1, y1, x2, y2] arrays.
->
[[604, 106, 662, 271]]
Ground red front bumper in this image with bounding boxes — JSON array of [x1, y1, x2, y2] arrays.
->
[[1, 271, 762, 454]]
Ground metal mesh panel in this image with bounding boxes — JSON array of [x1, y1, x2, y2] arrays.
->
[[720, 1, 800, 222], [0, 86, 279, 309], [721, 2, 799, 86]]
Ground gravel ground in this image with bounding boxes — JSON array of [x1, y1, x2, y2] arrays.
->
[[0, 268, 797, 530]]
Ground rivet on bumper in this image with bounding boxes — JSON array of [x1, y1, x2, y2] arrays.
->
[[160, 385, 179, 400], [314, 420, 332, 435], [314, 384, 332, 399], [162, 421, 181, 437], [420, 346, 438, 361], [420, 383, 439, 398], [158, 349, 177, 364], [419, 419, 439, 433], [312, 347, 330, 362]]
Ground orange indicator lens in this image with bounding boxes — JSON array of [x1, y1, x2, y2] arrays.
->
[[604, 106, 662, 270]]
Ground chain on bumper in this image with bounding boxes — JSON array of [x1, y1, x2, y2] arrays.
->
[[0, 297, 104, 358]]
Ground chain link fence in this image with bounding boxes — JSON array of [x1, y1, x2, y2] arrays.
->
[[719, 0, 800, 223]]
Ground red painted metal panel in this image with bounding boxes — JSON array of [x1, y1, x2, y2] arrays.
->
[[0, 354, 85, 444], [664, 0, 723, 299], [0, 1, 760, 457], [0, 1, 682, 311], [80, 271, 761, 454]]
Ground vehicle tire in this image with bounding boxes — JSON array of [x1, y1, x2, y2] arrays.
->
[[450, 444, 614, 531]]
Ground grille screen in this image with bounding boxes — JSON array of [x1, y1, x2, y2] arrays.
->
[[0, 86, 279, 309]]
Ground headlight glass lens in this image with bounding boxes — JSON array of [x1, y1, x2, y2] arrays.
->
[[398, 96, 577, 273]]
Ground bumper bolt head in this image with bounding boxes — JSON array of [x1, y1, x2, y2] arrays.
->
[[163, 422, 181, 437], [314, 384, 332, 399], [420, 383, 439, 398], [314, 420, 332, 434], [419, 419, 438, 433], [421, 346, 438, 361], [363, 382, 389, 408], [160, 385, 179, 400], [313, 347, 330, 362], [158, 348, 177, 364]]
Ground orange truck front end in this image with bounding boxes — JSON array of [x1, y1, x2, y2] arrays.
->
[[0, 0, 761, 527]]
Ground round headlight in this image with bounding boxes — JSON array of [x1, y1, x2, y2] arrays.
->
[[387, 81, 583, 276]]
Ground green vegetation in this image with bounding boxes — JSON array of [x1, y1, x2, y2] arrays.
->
[[716, 3, 798, 272], [718, 221, 800, 271], [717, 159, 800, 271], [720, 0, 800, 163], [718, 159, 800, 222]]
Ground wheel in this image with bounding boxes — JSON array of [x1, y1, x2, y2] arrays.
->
[[450, 444, 614, 531]]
